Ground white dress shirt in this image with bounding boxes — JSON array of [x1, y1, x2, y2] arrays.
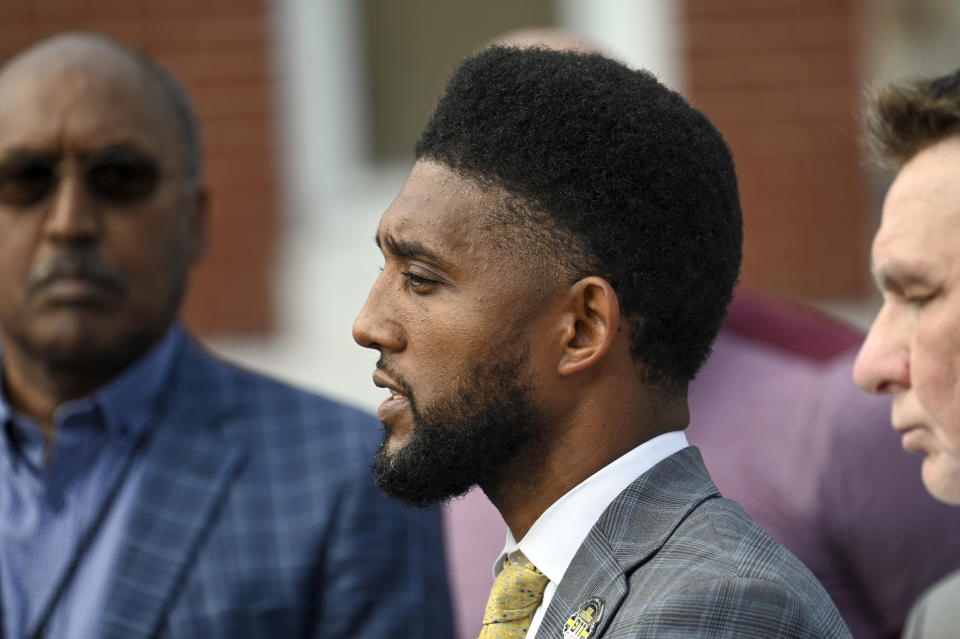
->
[[492, 430, 689, 638]]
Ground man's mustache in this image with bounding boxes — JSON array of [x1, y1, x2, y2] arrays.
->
[[377, 357, 414, 398], [27, 249, 128, 297]]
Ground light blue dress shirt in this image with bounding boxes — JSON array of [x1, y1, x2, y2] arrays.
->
[[0, 325, 184, 639]]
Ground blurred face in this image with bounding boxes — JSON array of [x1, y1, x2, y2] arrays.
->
[[352, 161, 559, 505], [0, 46, 204, 379], [853, 136, 960, 504]]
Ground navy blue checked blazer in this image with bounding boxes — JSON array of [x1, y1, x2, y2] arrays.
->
[[537, 447, 851, 638], [92, 336, 453, 638]]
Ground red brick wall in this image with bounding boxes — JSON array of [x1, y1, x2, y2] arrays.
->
[[0, 0, 276, 335], [683, 0, 869, 299]]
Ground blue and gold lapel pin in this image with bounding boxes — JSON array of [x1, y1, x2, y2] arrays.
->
[[563, 597, 604, 638]]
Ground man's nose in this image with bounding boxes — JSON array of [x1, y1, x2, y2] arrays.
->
[[352, 276, 406, 352], [853, 307, 909, 395], [42, 167, 101, 242]]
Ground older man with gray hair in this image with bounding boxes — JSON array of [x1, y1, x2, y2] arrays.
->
[[854, 67, 960, 637]]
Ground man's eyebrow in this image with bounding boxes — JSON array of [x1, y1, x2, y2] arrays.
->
[[87, 143, 154, 160], [0, 144, 151, 166], [0, 148, 58, 165], [376, 231, 448, 266], [872, 261, 933, 291]]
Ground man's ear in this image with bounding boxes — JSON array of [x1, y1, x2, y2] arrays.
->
[[557, 276, 621, 377], [186, 185, 209, 264]]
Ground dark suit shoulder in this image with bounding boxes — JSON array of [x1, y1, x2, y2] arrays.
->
[[594, 498, 850, 637], [555, 449, 851, 638], [618, 574, 846, 638], [182, 343, 383, 462], [671, 495, 823, 579], [155, 341, 453, 638], [687, 496, 839, 582]]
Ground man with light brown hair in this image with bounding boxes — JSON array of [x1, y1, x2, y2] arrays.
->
[[854, 67, 960, 637]]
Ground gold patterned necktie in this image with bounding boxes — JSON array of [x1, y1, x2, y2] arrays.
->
[[477, 557, 550, 639]]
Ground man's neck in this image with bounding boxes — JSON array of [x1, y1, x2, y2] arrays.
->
[[487, 388, 689, 541], [1, 350, 116, 443]]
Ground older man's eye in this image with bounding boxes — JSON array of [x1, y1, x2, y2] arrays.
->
[[0, 162, 57, 207], [85, 157, 159, 205], [909, 293, 936, 306], [900, 288, 938, 307]]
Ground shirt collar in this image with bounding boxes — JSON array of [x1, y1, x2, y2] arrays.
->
[[495, 430, 689, 585], [0, 381, 11, 427], [89, 323, 184, 439], [0, 323, 185, 441]]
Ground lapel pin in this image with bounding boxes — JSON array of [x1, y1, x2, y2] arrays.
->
[[562, 597, 604, 638]]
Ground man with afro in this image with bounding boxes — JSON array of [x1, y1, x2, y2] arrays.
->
[[354, 46, 849, 637]]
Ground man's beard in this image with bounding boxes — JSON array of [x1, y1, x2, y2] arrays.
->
[[373, 349, 549, 508]]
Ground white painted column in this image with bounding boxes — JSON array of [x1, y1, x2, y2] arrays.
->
[[212, 0, 396, 412], [269, 0, 369, 218]]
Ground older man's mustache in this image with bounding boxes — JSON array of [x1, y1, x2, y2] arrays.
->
[[27, 249, 128, 298]]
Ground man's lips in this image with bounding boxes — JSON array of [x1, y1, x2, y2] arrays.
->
[[372, 370, 410, 424], [373, 369, 404, 394], [34, 275, 123, 305], [893, 421, 927, 452]]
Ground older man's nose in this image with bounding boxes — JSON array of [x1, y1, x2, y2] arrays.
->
[[853, 311, 909, 395], [43, 169, 102, 244]]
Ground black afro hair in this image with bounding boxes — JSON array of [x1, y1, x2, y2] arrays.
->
[[415, 46, 742, 389]]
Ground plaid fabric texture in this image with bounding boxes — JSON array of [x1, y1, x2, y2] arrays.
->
[[91, 336, 452, 639], [537, 447, 852, 639]]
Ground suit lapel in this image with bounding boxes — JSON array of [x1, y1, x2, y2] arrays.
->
[[97, 340, 247, 639], [539, 534, 628, 639], [537, 447, 720, 639]]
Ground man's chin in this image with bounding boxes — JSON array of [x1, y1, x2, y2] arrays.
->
[[921, 453, 960, 506], [12, 320, 155, 377], [31, 336, 123, 370], [370, 346, 544, 507], [372, 440, 474, 508], [381, 428, 414, 456]]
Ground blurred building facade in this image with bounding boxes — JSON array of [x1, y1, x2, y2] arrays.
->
[[0, 0, 279, 335], [1, 0, 959, 410]]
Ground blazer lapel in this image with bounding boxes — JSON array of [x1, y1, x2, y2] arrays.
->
[[537, 447, 720, 639], [538, 534, 628, 639], [97, 340, 246, 639]]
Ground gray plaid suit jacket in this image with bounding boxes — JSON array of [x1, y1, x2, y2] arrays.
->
[[91, 336, 452, 639], [537, 447, 851, 638]]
